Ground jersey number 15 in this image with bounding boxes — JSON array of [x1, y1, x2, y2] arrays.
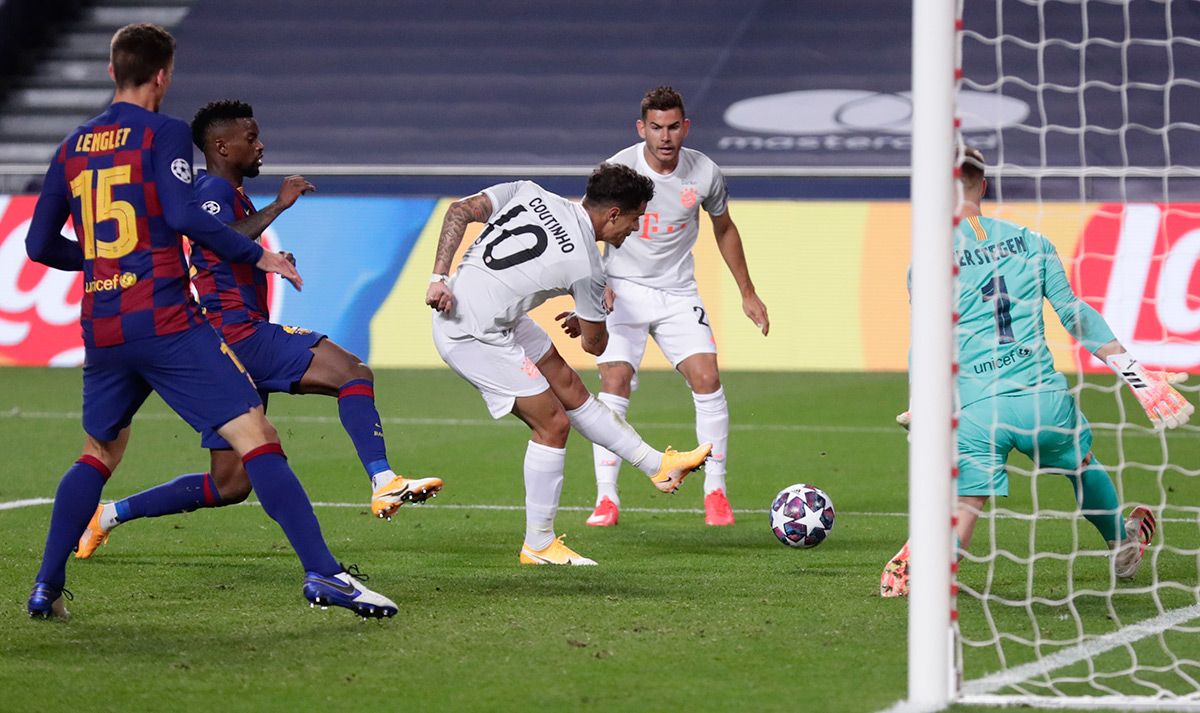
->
[[69, 166, 139, 260]]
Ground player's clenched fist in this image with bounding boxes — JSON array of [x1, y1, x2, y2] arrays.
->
[[1105, 353, 1194, 429], [426, 276, 454, 313], [277, 175, 315, 209]]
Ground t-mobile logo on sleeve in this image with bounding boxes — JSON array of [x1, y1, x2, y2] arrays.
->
[[1076, 203, 1200, 370]]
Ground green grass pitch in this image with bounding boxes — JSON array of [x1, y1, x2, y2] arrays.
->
[[1, 367, 1196, 712]]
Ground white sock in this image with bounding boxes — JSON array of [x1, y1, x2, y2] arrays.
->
[[99, 502, 121, 531], [370, 469, 396, 492], [694, 387, 729, 494], [592, 393, 629, 506], [524, 441, 565, 551], [567, 395, 662, 477]]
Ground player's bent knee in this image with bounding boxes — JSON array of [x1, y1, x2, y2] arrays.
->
[[534, 410, 571, 448], [689, 372, 721, 394], [218, 478, 252, 504], [351, 361, 374, 382], [210, 453, 252, 503], [599, 363, 635, 396], [82, 434, 126, 472]]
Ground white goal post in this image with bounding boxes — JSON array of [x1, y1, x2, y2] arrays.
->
[[906, 1, 1200, 711], [907, 0, 958, 709]]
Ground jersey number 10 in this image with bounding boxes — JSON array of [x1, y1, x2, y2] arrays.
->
[[68, 166, 139, 260], [476, 204, 548, 270]]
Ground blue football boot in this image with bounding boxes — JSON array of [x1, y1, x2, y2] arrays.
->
[[302, 566, 397, 619], [28, 583, 72, 621]]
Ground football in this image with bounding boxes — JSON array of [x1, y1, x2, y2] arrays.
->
[[769, 483, 835, 548]]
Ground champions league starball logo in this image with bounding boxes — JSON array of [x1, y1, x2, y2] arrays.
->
[[170, 158, 192, 183], [717, 89, 1030, 153]]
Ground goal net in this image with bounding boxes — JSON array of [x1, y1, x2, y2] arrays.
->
[[949, 0, 1200, 709]]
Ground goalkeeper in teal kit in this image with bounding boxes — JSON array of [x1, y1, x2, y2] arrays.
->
[[880, 147, 1194, 597]]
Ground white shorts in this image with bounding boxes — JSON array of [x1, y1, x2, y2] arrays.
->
[[432, 313, 554, 419], [597, 278, 717, 375]]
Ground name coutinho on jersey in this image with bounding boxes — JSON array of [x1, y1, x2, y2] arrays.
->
[[74, 128, 133, 153], [955, 234, 1029, 267], [529, 197, 574, 253]]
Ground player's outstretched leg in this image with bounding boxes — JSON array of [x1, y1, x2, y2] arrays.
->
[[220, 409, 397, 616], [539, 348, 711, 496], [30, 432, 123, 620], [299, 339, 443, 520], [568, 394, 711, 494], [76, 470, 227, 558]]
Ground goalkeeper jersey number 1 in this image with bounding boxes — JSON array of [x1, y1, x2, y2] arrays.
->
[[951, 215, 1115, 408]]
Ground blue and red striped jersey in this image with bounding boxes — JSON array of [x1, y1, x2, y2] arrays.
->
[[25, 102, 265, 348], [189, 171, 270, 344]]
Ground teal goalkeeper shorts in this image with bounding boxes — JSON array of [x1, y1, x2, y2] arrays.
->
[[957, 390, 1093, 497]]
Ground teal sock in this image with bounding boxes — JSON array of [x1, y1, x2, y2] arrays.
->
[[1065, 457, 1123, 543]]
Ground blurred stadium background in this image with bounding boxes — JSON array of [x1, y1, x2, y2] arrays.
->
[[4, 1, 1198, 377]]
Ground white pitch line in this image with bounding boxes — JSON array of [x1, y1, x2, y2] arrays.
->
[[3, 498, 1199, 527], [3, 407, 1180, 437], [0, 497, 54, 511], [0, 407, 902, 434], [0, 497, 902, 517], [960, 603, 1200, 698]]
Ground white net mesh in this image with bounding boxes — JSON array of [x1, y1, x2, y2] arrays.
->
[[954, 0, 1200, 708]]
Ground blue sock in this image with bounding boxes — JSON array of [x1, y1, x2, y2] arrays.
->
[[242, 444, 340, 576], [1065, 456, 1124, 543], [114, 472, 223, 523], [337, 379, 391, 480], [35, 456, 110, 589]]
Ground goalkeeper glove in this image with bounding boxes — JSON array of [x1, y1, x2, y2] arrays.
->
[[896, 411, 912, 430], [1103, 352, 1194, 430]]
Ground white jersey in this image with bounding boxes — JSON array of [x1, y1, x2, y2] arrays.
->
[[602, 143, 728, 293], [444, 181, 607, 345]]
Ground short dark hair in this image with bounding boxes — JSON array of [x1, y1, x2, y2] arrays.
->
[[584, 163, 654, 212], [191, 100, 255, 150], [960, 145, 986, 190], [110, 23, 175, 89], [641, 86, 685, 119]]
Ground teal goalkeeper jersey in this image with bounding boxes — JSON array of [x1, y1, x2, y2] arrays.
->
[[951, 215, 1115, 408]]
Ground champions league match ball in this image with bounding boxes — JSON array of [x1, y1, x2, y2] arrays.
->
[[769, 484, 835, 549]]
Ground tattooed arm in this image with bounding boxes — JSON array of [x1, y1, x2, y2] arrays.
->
[[425, 192, 494, 312]]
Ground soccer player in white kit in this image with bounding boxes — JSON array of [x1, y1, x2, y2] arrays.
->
[[426, 164, 713, 566], [580, 87, 770, 527]]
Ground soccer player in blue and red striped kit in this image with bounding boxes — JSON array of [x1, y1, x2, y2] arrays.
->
[[24, 23, 396, 619], [72, 100, 442, 558]]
